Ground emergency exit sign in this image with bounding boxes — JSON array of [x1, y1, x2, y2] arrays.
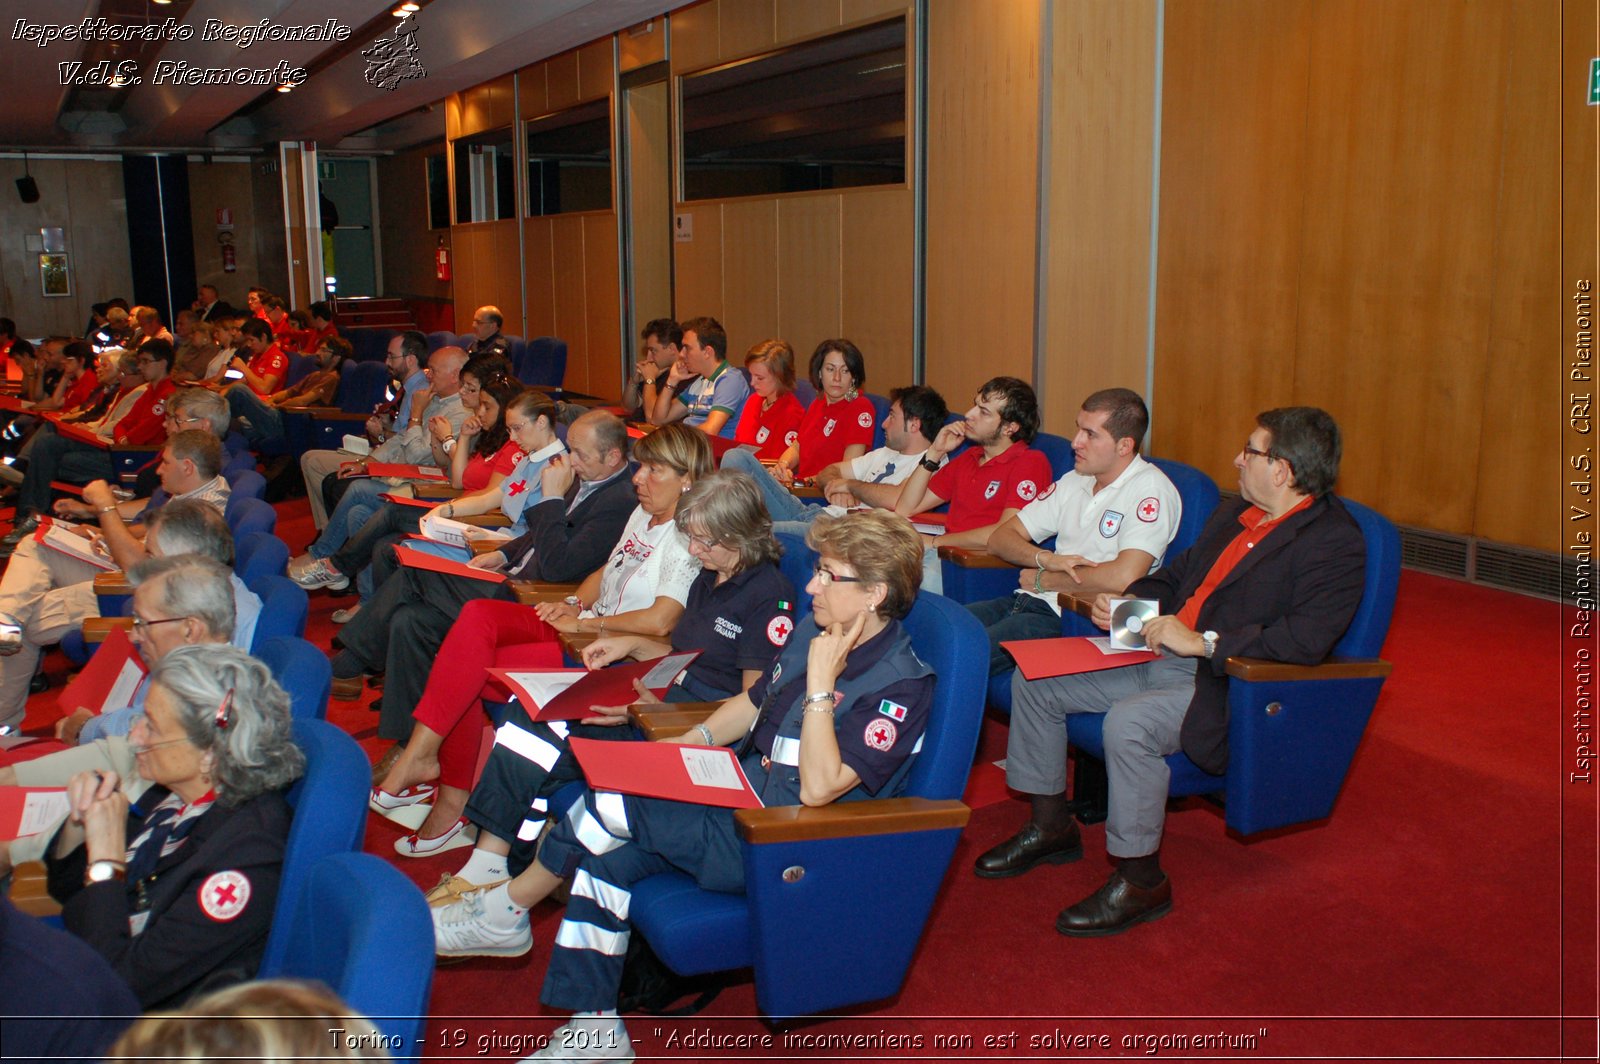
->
[[1591, 58, 1600, 105]]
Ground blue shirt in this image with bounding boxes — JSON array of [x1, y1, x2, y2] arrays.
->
[[682, 362, 750, 439], [395, 367, 430, 428], [499, 440, 566, 534]]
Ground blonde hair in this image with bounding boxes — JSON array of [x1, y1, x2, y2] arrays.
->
[[108, 979, 393, 1062], [807, 510, 924, 619], [632, 421, 714, 483], [744, 338, 796, 393]]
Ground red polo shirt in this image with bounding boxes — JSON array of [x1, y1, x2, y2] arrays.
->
[[112, 377, 178, 445], [246, 344, 290, 398], [1176, 495, 1316, 629], [926, 440, 1054, 533], [734, 391, 806, 461], [794, 394, 876, 478]]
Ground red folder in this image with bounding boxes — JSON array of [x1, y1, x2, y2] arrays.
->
[[380, 493, 434, 509], [1001, 636, 1161, 681], [52, 418, 109, 447], [0, 395, 27, 412], [0, 787, 71, 840], [393, 543, 506, 583], [57, 627, 146, 715], [569, 737, 763, 809], [366, 462, 448, 481], [490, 651, 699, 721]]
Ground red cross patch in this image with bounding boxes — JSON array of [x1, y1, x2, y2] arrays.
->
[[198, 870, 251, 922], [767, 615, 792, 646], [756, 426, 771, 443], [1017, 479, 1038, 501], [505, 480, 527, 497], [864, 718, 898, 752], [857, 411, 874, 429], [785, 430, 798, 446], [823, 418, 837, 436], [1137, 497, 1160, 522]]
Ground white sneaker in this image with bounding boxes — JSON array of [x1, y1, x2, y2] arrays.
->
[[292, 558, 350, 590], [432, 886, 531, 958], [522, 1015, 634, 1062]]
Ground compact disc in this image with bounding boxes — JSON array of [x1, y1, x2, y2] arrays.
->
[[1109, 598, 1160, 649]]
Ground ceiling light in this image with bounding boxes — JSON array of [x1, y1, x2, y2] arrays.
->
[[400, 2, 420, 10], [152, 0, 173, 5], [277, 83, 294, 93]]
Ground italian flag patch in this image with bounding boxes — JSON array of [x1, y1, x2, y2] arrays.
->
[[877, 699, 907, 722]]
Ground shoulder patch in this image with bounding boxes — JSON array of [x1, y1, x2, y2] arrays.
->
[[1016, 479, 1038, 501], [863, 718, 898, 752], [857, 410, 874, 429], [198, 870, 251, 922], [766, 615, 793, 646], [1137, 496, 1161, 522]]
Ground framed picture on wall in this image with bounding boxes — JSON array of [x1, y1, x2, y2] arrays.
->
[[39, 253, 70, 298]]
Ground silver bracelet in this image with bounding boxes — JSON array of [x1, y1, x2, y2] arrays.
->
[[802, 691, 837, 714], [693, 723, 714, 745]]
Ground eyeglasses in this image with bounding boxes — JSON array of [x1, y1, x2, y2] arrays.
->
[[686, 531, 724, 552], [128, 715, 193, 754], [1242, 444, 1276, 462], [131, 614, 190, 633], [812, 564, 862, 586]]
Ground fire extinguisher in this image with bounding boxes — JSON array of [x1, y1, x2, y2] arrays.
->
[[435, 236, 451, 282], [221, 243, 236, 273]]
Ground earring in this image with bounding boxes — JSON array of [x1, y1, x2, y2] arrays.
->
[[681, 483, 691, 493]]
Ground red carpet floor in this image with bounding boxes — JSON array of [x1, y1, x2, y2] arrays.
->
[[10, 496, 1594, 1061]]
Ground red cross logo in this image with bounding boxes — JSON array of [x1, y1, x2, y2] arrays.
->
[[1103, 516, 1117, 532], [213, 882, 238, 906], [1137, 496, 1160, 522], [198, 870, 250, 922], [506, 480, 527, 497], [767, 616, 792, 646]]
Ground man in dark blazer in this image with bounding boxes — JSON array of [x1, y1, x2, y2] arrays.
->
[[334, 411, 638, 753], [976, 407, 1366, 935]]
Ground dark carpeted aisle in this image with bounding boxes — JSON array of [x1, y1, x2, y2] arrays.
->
[[7, 495, 1583, 1061]]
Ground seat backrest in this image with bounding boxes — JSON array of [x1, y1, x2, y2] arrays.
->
[[224, 495, 277, 539], [283, 352, 319, 388], [245, 574, 309, 645], [259, 720, 370, 974], [336, 360, 393, 413], [1030, 431, 1075, 481], [1330, 497, 1401, 659], [775, 530, 817, 618], [255, 636, 331, 720], [521, 336, 569, 390], [425, 330, 455, 353], [899, 591, 989, 800], [1145, 456, 1221, 558], [235, 531, 289, 584], [793, 379, 817, 407], [266, 853, 434, 1056], [225, 468, 267, 501]]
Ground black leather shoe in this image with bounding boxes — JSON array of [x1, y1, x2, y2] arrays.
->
[[974, 822, 1082, 879], [1055, 871, 1172, 936], [0, 512, 40, 558]]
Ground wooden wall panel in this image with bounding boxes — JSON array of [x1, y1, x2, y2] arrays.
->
[[1294, 0, 1506, 534], [1153, 0, 1309, 480], [490, 218, 524, 332], [618, 17, 667, 72], [626, 81, 674, 329], [582, 213, 624, 398], [1039, 0, 1156, 436], [547, 50, 582, 112], [844, 0, 909, 23], [579, 39, 616, 103], [0, 158, 132, 338], [719, 199, 780, 360], [518, 64, 548, 118], [550, 216, 590, 371], [522, 217, 557, 339], [923, 0, 1042, 407], [282, 145, 311, 306], [777, 195, 842, 356], [671, 0, 721, 73], [375, 149, 452, 303], [841, 189, 914, 390], [778, 0, 841, 42], [187, 159, 258, 308], [719, 0, 776, 58], [1476, 0, 1559, 552], [672, 203, 724, 326]]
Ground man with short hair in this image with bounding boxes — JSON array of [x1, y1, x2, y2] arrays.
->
[[133, 308, 173, 348], [651, 316, 748, 438], [466, 306, 513, 361], [228, 318, 289, 399], [976, 408, 1366, 936], [262, 295, 296, 348], [335, 411, 639, 747], [193, 284, 229, 322], [967, 388, 1182, 674], [296, 331, 459, 531], [227, 335, 350, 448], [723, 385, 949, 532], [623, 319, 688, 423], [0, 430, 231, 726], [304, 301, 339, 352], [893, 376, 1056, 592]]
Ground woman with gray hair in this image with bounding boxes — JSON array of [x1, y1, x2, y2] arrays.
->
[[45, 644, 304, 1009]]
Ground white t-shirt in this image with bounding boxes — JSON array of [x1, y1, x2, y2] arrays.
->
[[1015, 454, 1181, 612], [590, 507, 701, 618], [847, 446, 937, 487]]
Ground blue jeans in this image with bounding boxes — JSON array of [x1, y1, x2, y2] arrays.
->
[[721, 449, 820, 523], [966, 593, 1061, 675], [226, 387, 284, 447], [308, 478, 387, 558]]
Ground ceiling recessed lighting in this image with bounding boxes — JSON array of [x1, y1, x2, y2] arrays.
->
[[277, 83, 294, 93], [152, 0, 173, 5], [400, 2, 420, 10]]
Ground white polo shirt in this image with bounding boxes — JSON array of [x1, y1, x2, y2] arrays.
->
[[1014, 454, 1181, 613]]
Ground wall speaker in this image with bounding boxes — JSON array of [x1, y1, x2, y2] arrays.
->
[[16, 176, 39, 203]]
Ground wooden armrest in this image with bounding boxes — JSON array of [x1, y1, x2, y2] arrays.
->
[[468, 538, 510, 555], [93, 571, 132, 596], [508, 580, 582, 606], [625, 421, 657, 436], [734, 797, 970, 844], [460, 514, 512, 528], [82, 617, 134, 642], [558, 631, 599, 659], [309, 409, 373, 422], [788, 484, 826, 499], [1057, 590, 1098, 618], [1224, 656, 1393, 682], [411, 482, 460, 501], [9, 862, 61, 918], [937, 545, 1015, 569], [629, 704, 717, 741]]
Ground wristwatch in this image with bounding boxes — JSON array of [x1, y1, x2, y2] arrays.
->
[[1201, 630, 1219, 659], [919, 451, 941, 473], [85, 859, 126, 886]]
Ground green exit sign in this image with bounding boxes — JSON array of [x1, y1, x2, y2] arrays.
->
[[1591, 57, 1600, 105]]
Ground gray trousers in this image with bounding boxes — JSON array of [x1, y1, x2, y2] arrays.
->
[[1007, 655, 1198, 859]]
